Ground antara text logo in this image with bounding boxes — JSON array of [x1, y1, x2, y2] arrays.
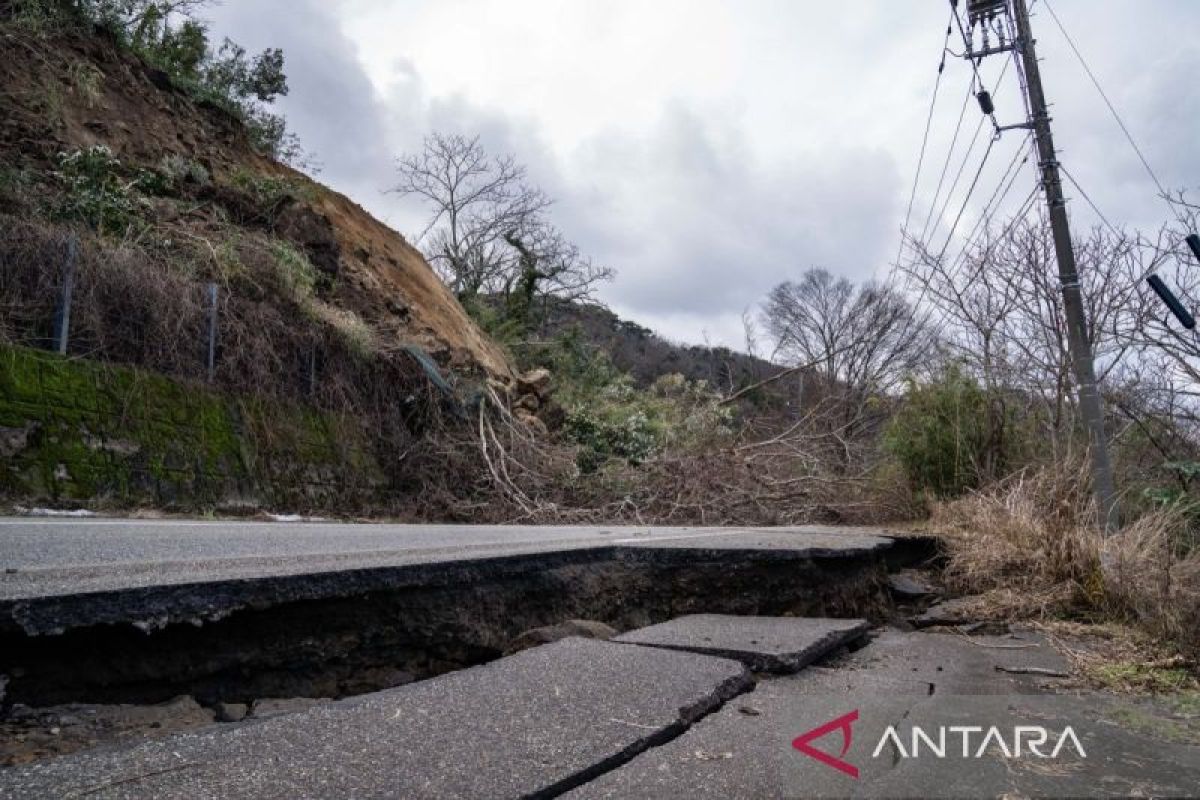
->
[[791, 709, 1087, 779]]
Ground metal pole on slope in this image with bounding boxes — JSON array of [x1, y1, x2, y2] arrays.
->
[[206, 282, 219, 383], [53, 235, 78, 355], [1010, 0, 1119, 531]]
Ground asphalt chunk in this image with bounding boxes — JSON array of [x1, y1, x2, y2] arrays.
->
[[0, 637, 751, 800]]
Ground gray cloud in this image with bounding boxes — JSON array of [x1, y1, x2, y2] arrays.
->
[[557, 102, 900, 318], [203, 0, 390, 187], [203, 0, 1200, 349]]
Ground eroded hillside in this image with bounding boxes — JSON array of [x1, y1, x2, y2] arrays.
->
[[0, 26, 512, 381]]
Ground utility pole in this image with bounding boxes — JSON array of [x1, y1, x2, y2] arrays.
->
[[1009, 0, 1119, 530]]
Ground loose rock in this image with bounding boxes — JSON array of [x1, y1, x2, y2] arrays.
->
[[517, 368, 552, 398], [213, 702, 248, 723], [887, 570, 937, 599], [909, 596, 981, 628]]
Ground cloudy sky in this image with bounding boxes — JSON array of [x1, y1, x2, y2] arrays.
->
[[204, 1, 1199, 348]]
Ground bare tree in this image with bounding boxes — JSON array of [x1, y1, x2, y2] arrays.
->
[[1126, 201, 1200, 398], [757, 269, 929, 474], [898, 212, 1162, 473], [392, 133, 612, 318], [903, 214, 1149, 400], [762, 268, 928, 398]]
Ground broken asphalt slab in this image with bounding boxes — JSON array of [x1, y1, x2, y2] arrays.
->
[[569, 630, 1200, 799], [0, 637, 751, 799], [614, 615, 869, 673]]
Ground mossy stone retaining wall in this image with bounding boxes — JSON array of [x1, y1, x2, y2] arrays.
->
[[0, 345, 386, 511]]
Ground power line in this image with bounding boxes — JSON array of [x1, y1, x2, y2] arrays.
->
[[916, 82, 975, 247], [1041, 0, 1182, 223], [919, 54, 1013, 250], [954, 180, 1042, 290], [1060, 164, 1123, 241], [891, 131, 1005, 342], [944, 133, 1037, 281], [893, 9, 957, 273], [935, 133, 998, 264], [923, 113, 989, 245]]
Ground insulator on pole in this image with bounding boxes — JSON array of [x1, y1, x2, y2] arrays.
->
[[1187, 233, 1200, 263], [1147, 274, 1196, 330], [976, 90, 995, 115]]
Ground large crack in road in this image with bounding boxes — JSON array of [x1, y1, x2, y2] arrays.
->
[[1, 522, 927, 707]]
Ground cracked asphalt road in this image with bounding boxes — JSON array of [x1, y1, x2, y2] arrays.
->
[[0, 519, 894, 600]]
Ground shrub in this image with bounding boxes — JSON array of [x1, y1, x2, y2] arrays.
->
[[548, 330, 732, 473], [930, 460, 1200, 658], [0, 165, 33, 210], [270, 241, 320, 302], [7, 0, 305, 165], [885, 364, 990, 498], [230, 168, 308, 215], [565, 404, 657, 473], [67, 61, 104, 107], [51, 145, 147, 234], [158, 154, 211, 188]]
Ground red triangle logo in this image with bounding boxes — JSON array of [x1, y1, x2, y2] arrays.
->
[[791, 709, 860, 779]]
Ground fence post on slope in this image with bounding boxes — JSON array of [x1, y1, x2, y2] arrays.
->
[[52, 235, 78, 355], [307, 346, 318, 398], [206, 282, 218, 383]]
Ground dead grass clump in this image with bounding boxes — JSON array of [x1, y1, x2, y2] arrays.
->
[[1102, 509, 1200, 657], [929, 458, 1200, 658], [932, 459, 1101, 605]]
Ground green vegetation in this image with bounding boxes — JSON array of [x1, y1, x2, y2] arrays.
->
[[0, 343, 384, 510], [530, 328, 732, 473], [885, 365, 990, 499], [270, 241, 321, 302], [50, 145, 148, 234], [8, 0, 300, 163], [230, 168, 312, 216], [160, 154, 210, 185], [1089, 661, 1197, 694], [0, 165, 34, 209], [66, 60, 104, 107]]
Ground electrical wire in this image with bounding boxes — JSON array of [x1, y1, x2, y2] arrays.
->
[[954, 179, 1042, 290], [1041, 0, 1184, 224], [892, 9, 957, 274], [936, 133, 999, 264], [916, 82, 974, 250], [1060, 164, 1124, 241], [918, 53, 1013, 251], [895, 0, 1043, 345], [892, 130, 1006, 344], [945, 133, 1037, 281]]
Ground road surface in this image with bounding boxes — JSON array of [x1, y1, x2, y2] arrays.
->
[[0, 518, 896, 601]]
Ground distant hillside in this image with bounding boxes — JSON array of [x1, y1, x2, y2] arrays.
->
[[532, 298, 776, 393]]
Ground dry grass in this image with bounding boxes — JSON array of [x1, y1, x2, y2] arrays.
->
[[928, 458, 1200, 658]]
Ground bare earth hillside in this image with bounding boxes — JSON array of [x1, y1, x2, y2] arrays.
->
[[0, 29, 512, 381]]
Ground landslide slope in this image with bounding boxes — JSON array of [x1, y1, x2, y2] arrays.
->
[[0, 26, 512, 381]]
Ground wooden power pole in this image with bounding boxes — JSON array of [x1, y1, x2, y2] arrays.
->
[[1008, 0, 1119, 530]]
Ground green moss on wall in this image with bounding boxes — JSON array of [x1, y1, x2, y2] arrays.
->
[[0, 344, 387, 511]]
